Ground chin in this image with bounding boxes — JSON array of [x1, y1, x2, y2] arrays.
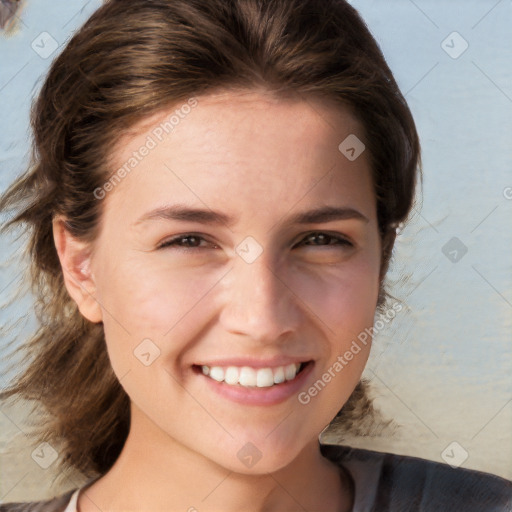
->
[[208, 434, 315, 476]]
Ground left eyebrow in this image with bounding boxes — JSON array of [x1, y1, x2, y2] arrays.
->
[[133, 204, 369, 227], [287, 205, 369, 225]]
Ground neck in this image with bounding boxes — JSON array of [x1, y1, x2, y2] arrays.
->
[[79, 407, 353, 512]]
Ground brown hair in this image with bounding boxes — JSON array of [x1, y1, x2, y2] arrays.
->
[[0, 0, 421, 479]]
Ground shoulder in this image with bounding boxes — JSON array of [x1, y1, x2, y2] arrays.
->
[[320, 443, 512, 512], [0, 489, 75, 512]]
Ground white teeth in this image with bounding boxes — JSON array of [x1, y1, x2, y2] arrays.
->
[[256, 368, 274, 388], [284, 363, 298, 381], [224, 366, 239, 385], [273, 366, 285, 384], [200, 363, 303, 388], [239, 367, 256, 387], [209, 366, 224, 382]]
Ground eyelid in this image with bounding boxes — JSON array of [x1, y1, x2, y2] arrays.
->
[[157, 231, 355, 251], [295, 231, 355, 248], [157, 233, 215, 250]]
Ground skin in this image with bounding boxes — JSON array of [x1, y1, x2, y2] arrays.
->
[[53, 89, 382, 511]]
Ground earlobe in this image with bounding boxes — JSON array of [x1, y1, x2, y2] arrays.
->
[[52, 216, 103, 323]]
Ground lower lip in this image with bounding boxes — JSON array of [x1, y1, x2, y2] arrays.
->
[[195, 362, 314, 406]]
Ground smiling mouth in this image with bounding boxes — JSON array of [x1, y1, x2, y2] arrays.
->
[[193, 362, 311, 388]]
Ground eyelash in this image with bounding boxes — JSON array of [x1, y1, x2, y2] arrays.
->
[[158, 232, 354, 251]]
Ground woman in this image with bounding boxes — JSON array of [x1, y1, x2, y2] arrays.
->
[[0, 0, 510, 510]]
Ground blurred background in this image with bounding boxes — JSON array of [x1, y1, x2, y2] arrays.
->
[[1, 0, 511, 502]]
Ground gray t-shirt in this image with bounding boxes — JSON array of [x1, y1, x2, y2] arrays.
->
[[1, 445, 511, 511]]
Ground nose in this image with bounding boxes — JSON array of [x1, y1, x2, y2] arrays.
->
[[219, 253, 301, 345]]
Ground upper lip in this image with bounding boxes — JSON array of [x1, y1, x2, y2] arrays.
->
[[194, 356, 313, 368]]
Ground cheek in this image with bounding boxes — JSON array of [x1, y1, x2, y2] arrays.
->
[[94, 256, 224, 370], [99, 255, 213, 323], [297, 255, 379, 414], [292, 252, 380, 338]]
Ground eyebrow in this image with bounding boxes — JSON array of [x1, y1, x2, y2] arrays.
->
[[133, 204, 369, 227]]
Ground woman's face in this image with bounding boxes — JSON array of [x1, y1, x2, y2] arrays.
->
[[86, 89, 381, 474]]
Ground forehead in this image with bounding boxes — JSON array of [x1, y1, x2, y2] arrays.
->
[[110, 88, 365, 167], [101, 89, 374, 225]]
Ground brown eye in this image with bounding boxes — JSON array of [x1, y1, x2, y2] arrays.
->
[[159, 234, 215, 251], [299, 232, 353, 248]]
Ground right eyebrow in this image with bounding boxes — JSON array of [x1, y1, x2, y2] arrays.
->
[[133, 204, 235, 227]]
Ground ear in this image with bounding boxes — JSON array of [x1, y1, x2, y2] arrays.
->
[[52, 216, 103, 323]]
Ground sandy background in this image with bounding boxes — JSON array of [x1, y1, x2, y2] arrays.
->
[[1, 0, 511, 504]]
